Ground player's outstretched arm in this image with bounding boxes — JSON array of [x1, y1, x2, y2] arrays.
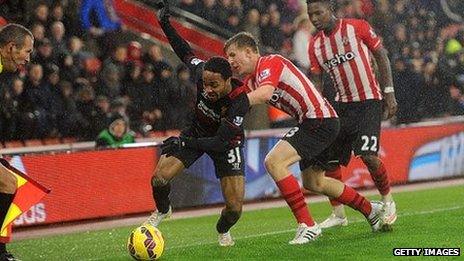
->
[[154, 0, 195, 65]]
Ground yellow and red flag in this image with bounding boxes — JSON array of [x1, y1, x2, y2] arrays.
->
[[0, 159, 50, 242]]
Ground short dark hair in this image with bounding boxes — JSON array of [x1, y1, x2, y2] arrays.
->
[[224, 32, 259, 54], [0, 23, 33, 48], [307, 0, 335, 10], [204, 56, 232, 80]]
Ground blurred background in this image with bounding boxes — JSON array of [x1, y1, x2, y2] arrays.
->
[[0, 0, 463, 146]]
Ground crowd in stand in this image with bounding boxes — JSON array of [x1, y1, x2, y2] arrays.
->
[[0, 0, 463, 144]]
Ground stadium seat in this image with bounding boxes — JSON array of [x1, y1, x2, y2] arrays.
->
[[43, 138, 61, 145], [4, 140, 25, 148], [83, 57, 102, 75], [24, 139, 44, 147]]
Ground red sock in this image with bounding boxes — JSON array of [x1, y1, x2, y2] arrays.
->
[[335, 185, 372, 217], [276, 175, 314, 226], [326, 167, 343, 207], [371, 160, 391, 195]]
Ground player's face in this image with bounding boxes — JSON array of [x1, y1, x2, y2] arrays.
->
[[3, 35, 34, 72], [202, 70, 231, 102], [225, 44, 255, 76], [307, 2, 333, 32]]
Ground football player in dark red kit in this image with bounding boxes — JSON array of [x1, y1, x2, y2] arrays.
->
[[306, 0, 397, 229], [144, 1, 250, 247], [225, 31, 385, 244]]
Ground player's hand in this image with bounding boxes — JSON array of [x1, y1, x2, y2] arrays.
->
[[383, 92, 398, 120], [160, 136, 183, 157], [153, 0, 170, 23]]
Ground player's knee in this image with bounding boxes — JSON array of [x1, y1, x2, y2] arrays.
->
[[264, 153, 280, 173]]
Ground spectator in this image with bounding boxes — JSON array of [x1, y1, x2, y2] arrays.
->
[[447, 85, 464, 116], [49, 21, 68, 57], [292, 17, 313, 71], [241, 9, 261, 43], [142, 44, 170, 76], [95, 113, 135, 148], [55, 81, 84, 137], [23, 64, 53, 138]]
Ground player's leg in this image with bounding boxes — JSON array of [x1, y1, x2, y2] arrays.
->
[[301, 165, 384, 232], [216, 175, 244, 246], [210, 147, 245, 246], [320, 132, 353, 228], [355, 100, 396, 225], [0, 161, 17, 259], [145, 147, 201, 226], [320, 165, 348, 228], [264, 140, 322, 244], [265, 119, 340, 244]]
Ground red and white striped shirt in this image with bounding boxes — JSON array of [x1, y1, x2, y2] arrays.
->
[[245, 54, 337, 122], [309, 19, 383, 103]]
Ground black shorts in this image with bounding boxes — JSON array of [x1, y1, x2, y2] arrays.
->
[[171, 136, 244, 179], [329, 99, 382, 166], [282, 118, 340, 171]]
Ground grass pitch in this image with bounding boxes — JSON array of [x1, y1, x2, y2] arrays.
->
[[10, 184, 464, 260]]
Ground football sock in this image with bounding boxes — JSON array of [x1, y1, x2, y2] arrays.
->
[[370, 160, 391, 196], [216, 210, 241, 234], [333, 204, 346, 218], [276, 175, 315, 226], [326, 167, 343, 207], [151, 183, 171, 214], [335, 185, 372, 218]]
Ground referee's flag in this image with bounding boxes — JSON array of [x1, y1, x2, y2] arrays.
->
[[0, 159, 50, 241]]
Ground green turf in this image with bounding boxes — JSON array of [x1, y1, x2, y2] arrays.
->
[[10, 184, 464, 260]]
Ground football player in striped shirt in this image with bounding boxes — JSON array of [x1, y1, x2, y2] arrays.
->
[[307, 0, 397, 229], [225, 32, 386, 244]]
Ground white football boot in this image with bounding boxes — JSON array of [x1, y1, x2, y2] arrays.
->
[[218, 231, 235, 247], [144, 206, 172, 227], [320, 213, 348, 229], [383, 201, 397, 224], [288, 223, 321, 244], [367, 201, 384, 232]]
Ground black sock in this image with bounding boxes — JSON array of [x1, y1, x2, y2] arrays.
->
[[0, 243, 5, 253], [0, 192, 15, 229], [216, 210, 241, 234], [152, 183, 171, 214]]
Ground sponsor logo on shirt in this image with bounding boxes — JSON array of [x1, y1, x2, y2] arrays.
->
[[258, 68, 271, 82], [191, 58, 203, 65], [233, 116, 243, 126], [324, 51, 356, 69]]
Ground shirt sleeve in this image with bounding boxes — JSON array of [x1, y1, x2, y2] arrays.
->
[[356, 20, 382, 51], [308, 38, 322, 74], [256, 56, 285, 88]]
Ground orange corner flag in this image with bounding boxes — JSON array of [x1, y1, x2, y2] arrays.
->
[[0, 159, 50, 241]]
